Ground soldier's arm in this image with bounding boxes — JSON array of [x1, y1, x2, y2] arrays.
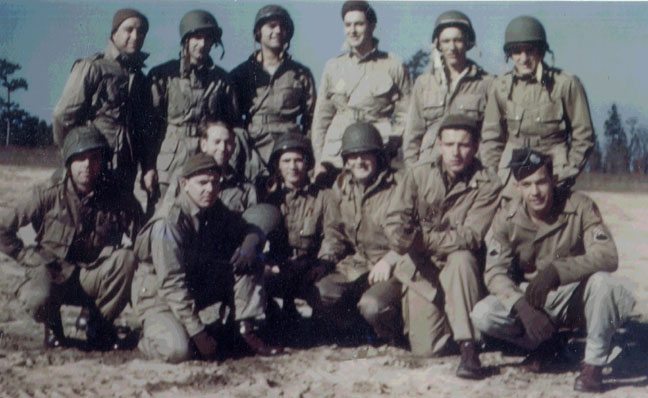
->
[[147, 69, 169, 172], [221, 77, 243, 129], [300, 67, 317, 138], [316, 188, 348, 263], [402, 77, 427, 166], [52, 59, 96, 147], [483, 209, 523, 312], [0, 184, 48, 259], [423, 178, 502, 256], [311, 62, 336, 164], [552, 196, 617, 284], [383, 168, 420, 255], [390, 61, 412, 139], [133, 73, 157, 174], [479, 83, 507, 170], [150, 220, 205, 337], [562, 75, 594, 180]]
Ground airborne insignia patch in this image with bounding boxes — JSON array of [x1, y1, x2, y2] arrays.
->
[[593, 226, 609, 241]]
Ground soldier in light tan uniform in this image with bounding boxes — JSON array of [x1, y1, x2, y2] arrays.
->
[[480, 16, 594, 198], [312, 0, 410, 175], [471, 148, 635, 392], [385, 114, 501, 378], [403, 11, 492, 166]]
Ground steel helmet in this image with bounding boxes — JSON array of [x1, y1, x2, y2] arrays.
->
[[179, 10, 223, 44], [340, 122, 383, 157], [254, 5, 294, 43], [62, 125, 109, 166], [503, 15, 549, 54], [433, 10, 476, 50], [268, 133, 314, 174]]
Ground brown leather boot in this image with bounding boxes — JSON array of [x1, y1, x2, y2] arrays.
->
[[574, 363, 603, 393], [456, 340, 485, 380], [239, 320, 284, 357]]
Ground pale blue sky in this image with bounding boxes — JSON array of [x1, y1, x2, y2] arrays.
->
[[1, 1, 648, 136]]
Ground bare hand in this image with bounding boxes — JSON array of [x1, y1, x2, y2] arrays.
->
[[368, 259, 394, 285], [141, 169, 158, 195]]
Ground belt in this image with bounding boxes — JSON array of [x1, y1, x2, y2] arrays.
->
[[508, 131, 568, 148], [251, 113, 294, 125], [338, 107, 388, 123]]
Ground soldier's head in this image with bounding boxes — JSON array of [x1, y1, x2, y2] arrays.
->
[[510, 148, 555, 217], [504, 16, 548, 76], [179, 10, 223, 65], [254, 5, 294, 51], [199, 119, 235, 167], [438, 114, 479, 178], [180, 153, 223, 209], [341, 1, 377, 54], [268, 133, 313, 189], [63, 125, 110, 194], [341, 122, 385, 185], [432, 10, 475, 70], [111, 8, 148, 55]]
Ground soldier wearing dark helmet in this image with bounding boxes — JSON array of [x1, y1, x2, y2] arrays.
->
[[480, 16, 594, 198], [148, 9, 239, 202], [262, 133, 330, 319], [0, 125, 143, 350], [313, 122, 405, 345], [403, 10, 493, 166], [230, 5, 316, 187]]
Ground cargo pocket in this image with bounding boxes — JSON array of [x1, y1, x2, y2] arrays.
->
[[276, 80, 302, 111], [454, 94, 484, 121], [531, 101, 565, 136]]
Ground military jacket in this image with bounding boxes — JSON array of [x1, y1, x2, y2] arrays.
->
[[0, 173, 142, 282], [484, 191, 617, 312], [53, 42, 154, 181], [480, 63, 594, 185], [311, 44, 411, 167], [403, 59, 492, 165]]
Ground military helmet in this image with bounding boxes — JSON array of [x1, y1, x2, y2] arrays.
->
[[62, 125, 109, 166], [503, 16, 549, 54], [432, 10, 476, 50], [254, 5, 294, 43], [341, 122, 383, 157], [268, 133, 314, 174], [242, 203, 281, 238], [179, 10, 223, 44]]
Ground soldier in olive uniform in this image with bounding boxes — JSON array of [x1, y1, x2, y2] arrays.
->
[[53, 8, 156, 197], [230, 5, 317, 186], [480, 16, 594, 198], [403, 11, 493, 166], [263, 133, 330, 317], [314, 122, 404, 344], [471, 148, 635, 392], [312, 0, 411, 175], [0, 126, 142, 349], [149, 10, 239, 200], [385, 114, 501, 378], [132, 154, 283, 363]]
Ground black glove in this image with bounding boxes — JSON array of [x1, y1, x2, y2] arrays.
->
[[525, 265, 560, 309], [514, 298, 556, 344], [192, 329, 218, 360], [230, 233, 261, 274]]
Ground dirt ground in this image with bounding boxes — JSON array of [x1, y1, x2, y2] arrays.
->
[[1, 147, 648, 397]]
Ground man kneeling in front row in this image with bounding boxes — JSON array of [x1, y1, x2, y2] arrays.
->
[[471, 148, 635, 392]]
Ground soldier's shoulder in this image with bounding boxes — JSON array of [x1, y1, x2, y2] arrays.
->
[[229, 59, 251, 78], [287, 58, 313, 74], [549, 67, 584, 87], [148, 59, 180, 78], [475, 165, 503, 188], [566, 190, 597, 211]]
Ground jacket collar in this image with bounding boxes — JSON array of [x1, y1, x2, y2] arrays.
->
[[507, 189, 577, 239], [105, 41, 148, 69]]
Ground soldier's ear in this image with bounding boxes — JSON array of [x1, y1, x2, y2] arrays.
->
[[180, 177, 188, 191]]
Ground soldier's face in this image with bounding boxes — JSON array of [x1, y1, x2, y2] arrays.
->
[[279, 150, 307, 189], [259, 19, 287, 50], [186, 32, 214, 65], [112, 17, 146, 55], [439, 128, 477, 178], [510, 44, 543, 76], [182, 172, 221, 209], [200, 124, 235, 167], [516, 165, 554, 217], [437, 27, 467, 69], [344, 11, 375, 51], [68, 149, 103, 193], [346, 151, 378, 184]]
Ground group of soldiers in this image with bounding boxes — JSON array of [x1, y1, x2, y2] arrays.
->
[[0, 1, 637, 393]]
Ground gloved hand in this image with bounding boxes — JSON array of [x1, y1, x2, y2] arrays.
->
[[230, 233, 261, 274], [192, 329, 218, 360], [525, 265, 560, 308], [514, 298, 556, 344]]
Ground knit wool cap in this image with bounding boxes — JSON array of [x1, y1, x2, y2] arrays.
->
[[112, 8, 149, 34]]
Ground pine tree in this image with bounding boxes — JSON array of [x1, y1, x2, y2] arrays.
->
[[603, 104, 629, 173]]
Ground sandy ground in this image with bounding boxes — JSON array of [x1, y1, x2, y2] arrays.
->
[[1, 151, 648, 397]]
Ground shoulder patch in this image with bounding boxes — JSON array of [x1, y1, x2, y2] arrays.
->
[[592, 226, 609, 241]]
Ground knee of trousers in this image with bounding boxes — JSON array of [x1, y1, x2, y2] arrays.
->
[[444, 251, 479, 276], [314, 277, 345, 308], [140, 312, 192, 364], [357, 292, 393, 324], [16, 274, 51, 322], [585, 272, 636, 319], [470, 296, 501, 334]]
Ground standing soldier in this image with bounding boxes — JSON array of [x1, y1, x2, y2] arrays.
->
[[230, 5, 317, 187], [385, 114, 501, 378], [314, 122, 404, 345], [53, 8, 156, 197], [149, 10, 239, 200], [403, 11, 492, 166], [471, 148, 635, 392], [0, 126, 142, 350], [132, 153, 283, 363], [263, 133, 330, 318], [480, 16, 594, 197], [312, 0, 410, 176]]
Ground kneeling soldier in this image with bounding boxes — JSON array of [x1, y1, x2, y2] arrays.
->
[[471, 148, 635, 392], [0, 125, 142, 349]]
